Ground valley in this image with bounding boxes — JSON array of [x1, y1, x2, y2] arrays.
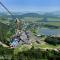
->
[[0, 12, 60, 60]]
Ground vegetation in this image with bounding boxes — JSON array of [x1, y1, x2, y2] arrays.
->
[[13, 45, 60, 60], [0, 20, 15, 45], [0, 45, 14, 60], [0, 13, 60, 60], [45, 36, 60, 45], [0, 44, 60, 60]]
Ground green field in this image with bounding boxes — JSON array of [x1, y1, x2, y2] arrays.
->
[[21, 17, 60, 27]]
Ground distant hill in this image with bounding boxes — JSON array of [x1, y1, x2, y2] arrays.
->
[[0, 13, 41, 19], [0, 11, 60, 19], [20, 13, 41, 17]]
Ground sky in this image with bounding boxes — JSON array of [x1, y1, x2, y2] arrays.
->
[[0, 0, 60, 12]]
